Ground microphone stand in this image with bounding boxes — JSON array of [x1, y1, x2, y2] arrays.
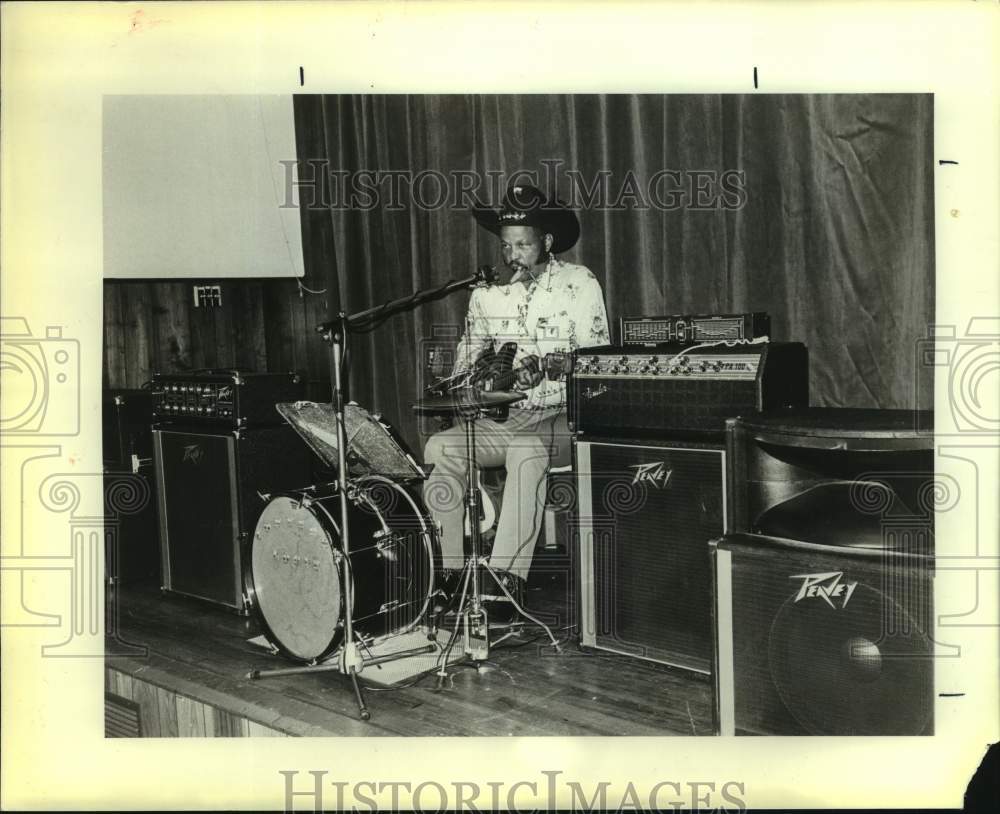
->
[[297, 267, 495, 720], [329, 312, 368, 718]]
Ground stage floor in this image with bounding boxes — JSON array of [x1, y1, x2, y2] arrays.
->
[[106, 574, 714, 737]]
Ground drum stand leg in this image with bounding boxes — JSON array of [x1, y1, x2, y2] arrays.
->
[[341, 641, 370, 720], [247, 640, 439, 681]]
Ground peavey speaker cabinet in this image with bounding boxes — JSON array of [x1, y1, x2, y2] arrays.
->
[[576, 438, 726, 673], [153, 424, 311, 612], [712, 533, 934, 735], [714, 409, 936, 735]]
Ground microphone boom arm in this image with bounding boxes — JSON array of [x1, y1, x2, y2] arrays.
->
[[316, 266, 495, 336]]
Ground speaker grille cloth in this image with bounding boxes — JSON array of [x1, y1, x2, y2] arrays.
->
[[727, 541, 933, 735], [587, 442, 723, 670]]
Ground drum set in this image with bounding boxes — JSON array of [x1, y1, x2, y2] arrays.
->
[[244, 267, 559, 721]]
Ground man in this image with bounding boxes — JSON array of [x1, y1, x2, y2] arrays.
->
[[423, 183, 610, 621]]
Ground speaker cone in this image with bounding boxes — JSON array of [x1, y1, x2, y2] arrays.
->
[[767, 583, 933, 735]]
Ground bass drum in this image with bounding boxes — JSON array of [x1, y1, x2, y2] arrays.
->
[[247, 476, 437, 663]]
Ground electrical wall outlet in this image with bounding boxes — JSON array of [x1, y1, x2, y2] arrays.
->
[[193, 285, 222, 308]]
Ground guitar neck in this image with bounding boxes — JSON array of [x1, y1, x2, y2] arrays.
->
[[487, 351, 569, 391]]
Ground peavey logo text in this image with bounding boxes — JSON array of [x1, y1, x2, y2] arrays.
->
[[629, 462, 673, 488], [182, 444, 205, 465], [790, 571, 858, 609]]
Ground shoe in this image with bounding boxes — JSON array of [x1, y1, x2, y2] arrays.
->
[[435, 568, 465, 602], [431, 569, 466, 627], [481, 570, 527, 625]]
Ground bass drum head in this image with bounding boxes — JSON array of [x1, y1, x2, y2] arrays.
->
[[250, 495, 343, 662]]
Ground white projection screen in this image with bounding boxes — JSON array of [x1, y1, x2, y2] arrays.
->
[[103, 95, 304, 279]]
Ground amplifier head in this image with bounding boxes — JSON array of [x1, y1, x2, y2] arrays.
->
[[569, 342, 808, 436], [150, 371, 301, 427]]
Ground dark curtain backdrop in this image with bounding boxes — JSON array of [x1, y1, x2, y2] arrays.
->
[[293, 94, 934, 457]]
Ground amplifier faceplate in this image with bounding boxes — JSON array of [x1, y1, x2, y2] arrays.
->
[[620, 312, 770, 346], [569, 342, 809, 436], [151, 371, 301, 428], [575, 350, 761, 381]]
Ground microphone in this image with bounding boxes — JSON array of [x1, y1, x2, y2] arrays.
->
[[475, 265, 498, 285]]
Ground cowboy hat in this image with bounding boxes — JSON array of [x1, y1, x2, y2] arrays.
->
[[472, 184, 580, 254]]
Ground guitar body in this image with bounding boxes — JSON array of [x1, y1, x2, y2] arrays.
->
[[424, 341, 571, 424]]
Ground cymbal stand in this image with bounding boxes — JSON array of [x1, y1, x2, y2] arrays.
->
[[433, 405, 562, 686]]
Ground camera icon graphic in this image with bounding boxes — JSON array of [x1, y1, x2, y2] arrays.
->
[[916, 318, 999, 434], [0, 316, 80, 436]]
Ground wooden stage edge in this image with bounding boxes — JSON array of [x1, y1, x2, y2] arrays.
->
[[105, 580, 714, 738]]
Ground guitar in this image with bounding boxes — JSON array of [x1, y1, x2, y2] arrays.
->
[[427, 343, 570, 540], [431, 342, 572, 422]]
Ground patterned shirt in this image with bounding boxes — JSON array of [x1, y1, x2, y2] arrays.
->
[[453, 259, 610, 410]]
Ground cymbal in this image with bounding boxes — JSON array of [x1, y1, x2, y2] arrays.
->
[[413, 387, 526, 414]]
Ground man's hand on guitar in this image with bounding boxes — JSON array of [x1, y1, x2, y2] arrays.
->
[[469, 346, 502, 388], [514, 355, 544, 390]]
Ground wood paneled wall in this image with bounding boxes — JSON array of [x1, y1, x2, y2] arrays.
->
[[106, 668, 286, 737], [103, 279, 333, 400]]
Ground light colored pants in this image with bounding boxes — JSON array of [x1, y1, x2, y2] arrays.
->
[[422, 408, 571, 580]]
